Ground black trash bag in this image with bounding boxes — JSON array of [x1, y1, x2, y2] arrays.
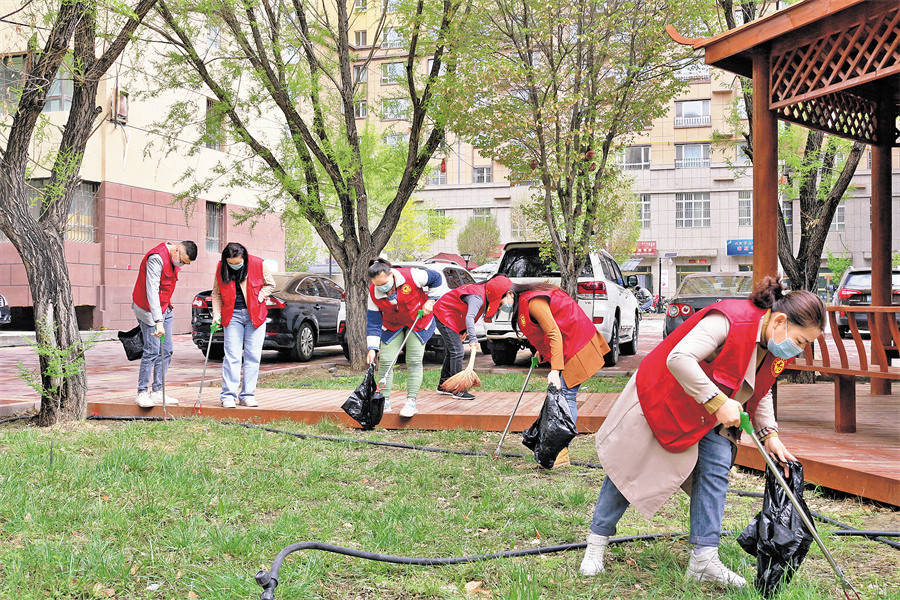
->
[[521, 384, 577, 468], [118, 326, 144, 361], [737, 461, 814, 598], [341, 363, 385, 430]]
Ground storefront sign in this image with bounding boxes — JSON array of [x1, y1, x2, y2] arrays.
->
[[632, 240, 657, 257], [727, 239, 754, 256]]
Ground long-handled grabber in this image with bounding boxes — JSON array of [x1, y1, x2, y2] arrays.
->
[[159, 332, 169, 421], [376, 309, 425, 389], [492, 354, 539, 458], [194, 321, 221, 416], [739, 412, 860, 599]]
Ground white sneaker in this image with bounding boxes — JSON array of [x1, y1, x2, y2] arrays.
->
[[579, 534, 608, 576], [383, 399, 392, 413], [686, 547, 747, 588], [136, 391, 154, 408], [221, 397, 237, 409], [239, 396, 259, 407], [399, 398, 417, 418], [151, 390, 178, 405]]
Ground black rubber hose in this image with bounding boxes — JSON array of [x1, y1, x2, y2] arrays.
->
[[830, 530, 900, 537], [255, 531, 711, 600]]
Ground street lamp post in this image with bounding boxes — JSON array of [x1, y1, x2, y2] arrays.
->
[[461, 253, 471, 270]]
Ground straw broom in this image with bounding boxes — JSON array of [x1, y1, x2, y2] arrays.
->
[[440, 350, 481, 394]]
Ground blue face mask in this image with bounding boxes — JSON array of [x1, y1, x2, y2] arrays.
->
[[767, 320, 803, 359], [375, 280, 394, 294], [228, 262, 244, 271], [498, 302, 514, 314]]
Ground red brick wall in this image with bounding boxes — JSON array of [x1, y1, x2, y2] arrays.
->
[[0, 182, 284, 333]]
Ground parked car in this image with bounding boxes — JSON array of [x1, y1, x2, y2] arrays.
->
[[191, 272, 347, 362], [470, 261, 500, 283], [664, 272, 754, 337], [832, 267, 900, 338], [485, 242, 640, 367], [0, 291, 10, 325]]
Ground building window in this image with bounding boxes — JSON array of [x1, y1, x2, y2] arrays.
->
[[353, 100, 368, 118], [0, 180, 98, 243], [473, 166, 493, 184], [735, 141, 751, 165], [675, 143, 710, 168], [637, 193, 651, 228], [386, 0, 401, 12], [381, 62, 404, 84], [354, 30, 368, 46], [205, 98, 225, 151], [380, 97, 410, 120], [473, 207, 492, 221], [353, 65, 367, 84], [384, 132, 408, 147], [780, 197, 793, 232], [675, 99, 711, 127], [207, 22, 221, 49], [426, 58, 447, 77], [381, 27, 404, 49], [674, 57, 710, 82], [1, 54, 74, 113], [736, 98, 748, 120], [738, 190, 752, 227], [206, 202, 225, 254], [427, 165, 447, 186], [830, 203, 845, 232], [354, 0, 367, 11], [675, 192, 710, 228], [620, 145, 650, 170]]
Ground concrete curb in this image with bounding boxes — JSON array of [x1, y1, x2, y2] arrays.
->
[[0, 330, 120, 348]]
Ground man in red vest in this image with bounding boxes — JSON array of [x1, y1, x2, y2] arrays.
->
[[131, 240, 197, 407]]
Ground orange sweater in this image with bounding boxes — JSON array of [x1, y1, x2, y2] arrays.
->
[[528, 297, 609, 387]]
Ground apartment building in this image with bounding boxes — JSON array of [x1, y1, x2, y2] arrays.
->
[[0, 10, 285, 332]]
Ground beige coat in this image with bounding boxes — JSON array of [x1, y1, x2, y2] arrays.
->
[[211, 261, 276, 322], [595, 312, 777, 519]]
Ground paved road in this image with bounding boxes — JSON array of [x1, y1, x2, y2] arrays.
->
[[0, 313, 874, 414]]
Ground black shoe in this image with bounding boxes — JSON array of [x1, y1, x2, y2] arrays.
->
[[452, 390, 475, 400], [437, 387, 453, 396]]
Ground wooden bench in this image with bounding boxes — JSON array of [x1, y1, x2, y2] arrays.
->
[[786, 306, 900, 433]]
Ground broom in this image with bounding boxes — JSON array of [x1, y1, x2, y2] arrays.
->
[[440, 347, 481, 394]]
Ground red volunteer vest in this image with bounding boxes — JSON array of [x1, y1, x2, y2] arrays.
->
[[636, 299, 793, 453], [369, 267, 434, 331], [433, 283, 487, 333], [132, 243, 179, 314], [516, 289, 596, 364], [217, 255, 269, 328]]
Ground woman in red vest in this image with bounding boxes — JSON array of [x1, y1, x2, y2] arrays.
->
[[432, 281, 487, 400], [484, 275, 610, 467], [578, 277, 825, 587], [366, 258, 442, 418], [211, 242, 275, 408]]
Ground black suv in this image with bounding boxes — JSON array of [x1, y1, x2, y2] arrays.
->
[[832, 268, 900, 338], [191, 272, 346, 361]]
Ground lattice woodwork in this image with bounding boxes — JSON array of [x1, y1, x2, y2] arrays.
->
[[774, 90, 878, 145], [769, 2, 899, 144]]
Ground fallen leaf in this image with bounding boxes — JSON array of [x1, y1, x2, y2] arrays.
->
[[130, 565, 138, 576], [465, 581, 483, 595], [145, 583, 160, 591], [23, 513, 31, 522], [188, 591, 199, 599], [100, 495, 110, 502], [625, 558, 637, 566]]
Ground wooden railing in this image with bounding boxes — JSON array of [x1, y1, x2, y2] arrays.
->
[[786, 305, 899, 433]]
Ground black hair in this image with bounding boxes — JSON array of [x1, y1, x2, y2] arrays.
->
[[181, 240, 198, 261], [508, 282, 562, 334], [749, 276, 826, 330], [220, 242, 249, 284], [367, 257, 392, 280]]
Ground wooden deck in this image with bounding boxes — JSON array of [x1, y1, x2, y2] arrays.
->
[[87, 382, 899, 506]]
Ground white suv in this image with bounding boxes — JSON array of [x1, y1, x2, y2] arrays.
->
[[485, 242, 640, 366]]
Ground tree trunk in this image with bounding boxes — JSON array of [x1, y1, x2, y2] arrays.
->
[[17, 224, 87, 425], [343, 257, 371, 371]]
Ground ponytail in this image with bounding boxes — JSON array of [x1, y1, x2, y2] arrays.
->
[[749, 276, 826, 330]]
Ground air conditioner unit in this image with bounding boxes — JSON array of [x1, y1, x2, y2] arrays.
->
[[110, 88, 128, 124]]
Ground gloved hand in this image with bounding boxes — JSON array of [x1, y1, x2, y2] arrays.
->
[[548, 369, 561, 389], [366, 349, 377, 365], [211, 318, 221, 334], [715, 398, 742, 428], [258, 291, 265, 303], [153, 322, 165, 338], [422, 299, 435, 315], [469, 342, 479, 355]]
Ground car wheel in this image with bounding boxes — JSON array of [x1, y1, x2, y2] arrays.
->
[[341, 344, 350, 360], [490, 340, 518, 366], [838, 326, 850, 339], [620, 313, 639, 356], [207, 345, 225, 361], [291, 322, 316, 362], [480, 341, 491, 355], [604, 318, 620, 367]]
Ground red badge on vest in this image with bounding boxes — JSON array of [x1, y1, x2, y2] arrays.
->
[[771, 357, 786, 377], [401, 284, 412, 295]]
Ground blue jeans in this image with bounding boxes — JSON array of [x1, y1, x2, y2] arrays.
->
[[560, 373, 580, 424], [137, 308, 174, 392], [590, 427, 733, 547], [221, 309, 267, 404]]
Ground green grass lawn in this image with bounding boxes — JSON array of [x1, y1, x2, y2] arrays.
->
[[258, 368, 632, 395], [0, 419, 896, 600]]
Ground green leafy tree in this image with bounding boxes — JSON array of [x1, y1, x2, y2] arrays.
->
[[716, 0, 864, 292], [145, 0, 477, 367], [457, 215, 500, 265], [446, 0, 711, 295], [384, 202, 454, 261], [893, 252, 900, 268], [282, 210, 320, 272], [825, 249, 852, 288], [0, 0, 157, 424]]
